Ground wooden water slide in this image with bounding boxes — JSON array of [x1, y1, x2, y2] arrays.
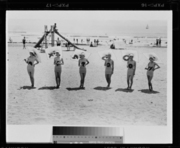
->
[[34, 27, 52, 48], [54, 29, 86, 51], [34, 27, 86, 51]]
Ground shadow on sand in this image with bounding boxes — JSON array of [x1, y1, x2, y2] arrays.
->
[[115, 88, 134, 93], [66, 87, 85, 91], [138, 89, 160, 94], [38, 86, 57, 90], [63, 50, 74, 52], [94, 86, 112, 91], [18, 86, 36, 90]]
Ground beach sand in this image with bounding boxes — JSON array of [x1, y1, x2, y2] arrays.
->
[[7, 43, 167, 125]]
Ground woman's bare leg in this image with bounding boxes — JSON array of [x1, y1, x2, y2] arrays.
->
[[149, 76, 153, 91], [130, 75, 134, 89], [105, 74, 109, 87], [55, 72, 59, 87], [79, 73, 83, 88], [147, 75, 150, 90], [58, 72, 61, 87], [127, 75, 130, 89], [108, 74, 111, 87], [82, 73, 86, 87], [147, 75, 153, 91], [31, 75, 34, 87], [28, 71, 34, 87]]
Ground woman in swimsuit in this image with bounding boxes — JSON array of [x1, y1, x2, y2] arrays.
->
[[145, 57, 160, 91], [78, 53, 89, 89], [102, 53, 114, 88], [24, 51, 39, 87], [126, 54, 136, 90], [54, 52, 64, 88]]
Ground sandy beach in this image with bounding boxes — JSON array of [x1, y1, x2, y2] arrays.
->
[[7, 43, 167, 125]]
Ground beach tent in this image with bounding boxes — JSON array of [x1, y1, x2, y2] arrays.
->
[[121, 50, 139, 62], [45, 46, 63, 60], [110, 40, 126, 49], [98, 50, 116, 60], [71, 49, 91, 60]]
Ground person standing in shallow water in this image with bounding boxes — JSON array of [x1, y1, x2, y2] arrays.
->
[[54, 52, 64, 88], [102, 54, 114, 88], [145, 57, 160, 91], [78, 53, 89, 89], [24, 51, 39, 88], [22, 37, 26, 49], [125, 54, 136, 90]]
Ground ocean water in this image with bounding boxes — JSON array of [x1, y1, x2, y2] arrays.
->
[[8, 19, 167, 43], [8, 31, 167, 45]]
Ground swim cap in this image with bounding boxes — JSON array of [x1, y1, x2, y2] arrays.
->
[[149, 53, 157, 59], [29, 52, 35, 56], [80, 52, 85, 56], [149, 56, 155, 60], [106, 53, 111, 56]]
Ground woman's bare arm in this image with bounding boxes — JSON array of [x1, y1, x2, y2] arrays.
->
[[145, 63, 149, 70], [154, 62, 160, 70], [54, 58, 56, 65], [133, 61, 136, 75], [112, 60, 114, 74], [78, 59, 80, 67], [61, 58, 64, 65], [102, 56, 106, 60], [86, 59, 89, 65]]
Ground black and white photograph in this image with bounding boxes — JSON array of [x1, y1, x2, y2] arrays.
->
[[6, 11, 172, 132]]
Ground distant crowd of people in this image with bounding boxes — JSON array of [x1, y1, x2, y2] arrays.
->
[[72, 38, 99, 47], [21, 36, 163, 51]]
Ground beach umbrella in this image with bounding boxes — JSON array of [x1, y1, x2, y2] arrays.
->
[[143, 52, 161, 63], [98, 50, 116, 60], [121, 50, 139, 62], [45, 46, 63, 60], [71, 49, 91, 60], [27, 47, 41, 63]]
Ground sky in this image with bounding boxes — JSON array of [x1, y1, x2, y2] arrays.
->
[[7, 11, 171, 36]]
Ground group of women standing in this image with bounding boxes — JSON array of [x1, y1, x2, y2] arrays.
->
[[24, 49, 160, 91], [102, 53, 160, 91]]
